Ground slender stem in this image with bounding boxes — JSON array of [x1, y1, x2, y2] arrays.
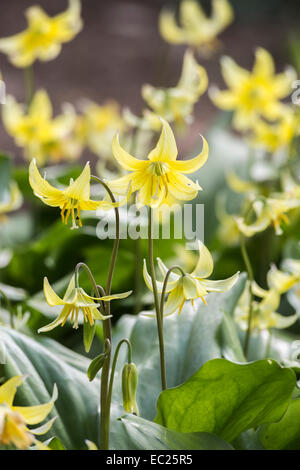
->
[[107, 339, 132, 413], [74, 263, 106, 315], [240, 235, 254, 359], [148, 207, 167, 390], [134, 237, 142, 315], [91, 175, 120, 450], [160, 266, 184, 318], [24, 65, 34, 107], [0, 289, 14, 328]]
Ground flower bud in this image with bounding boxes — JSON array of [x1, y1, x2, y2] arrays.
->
[[122, 362, 139, 415]]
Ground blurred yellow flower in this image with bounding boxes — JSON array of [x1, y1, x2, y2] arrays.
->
[[226, 171, 259, 196], [29, 159, 125, 229], [159, 0, 233, 53], [250, 107, 299, 153], [235, 282, 297, 332], [0, 0, 82, 67], [236, 196, 300, 237], [210, 48, 296, 131], [39, 275, 131, 332], [0, 375, 57, 449], [0, 182, 22, 222], [3, 90, 81, 164], [142, 50, 208, 128], [77, 101, 126, 159], [108, 118, 208, 208], [143, 241, 239, 315]]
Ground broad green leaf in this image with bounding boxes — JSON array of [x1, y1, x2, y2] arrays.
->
[[260, 398, 300, 450], [112, 275, 246, 421], [155, 358, 296, 442], [118, 415, 234, 450]]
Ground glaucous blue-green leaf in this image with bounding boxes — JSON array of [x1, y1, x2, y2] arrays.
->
[[155, 358, 296, 442]]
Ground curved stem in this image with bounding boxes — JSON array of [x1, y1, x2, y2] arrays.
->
[[240, 235, 254, 359], [74, 262, 106, 315], [148, 207, 167, 390], [107, 339, 132, 414], [0, 289, 14, 329], [91, 175, 120, 450], [160, 266, 184, 318], [24, 65, 34, 107]]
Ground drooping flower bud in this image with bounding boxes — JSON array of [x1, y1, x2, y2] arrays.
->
[[122, 363, 139, 415]]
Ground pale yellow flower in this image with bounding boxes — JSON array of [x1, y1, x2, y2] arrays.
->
[[159, 0, 233, 53], [108, 118, 208, 208], [0, 376, 57, 450], [143, 241, 239, 315], [210, 48, 296, 131], [142, 50, 208, 127], [3, 90, 80, 164], [0, 182, 22, 221], [0, 0, 82, 67]]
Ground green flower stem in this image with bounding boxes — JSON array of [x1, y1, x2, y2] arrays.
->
[[0, 288, 14, 329], [91, 175, 120, 450], [160, 266, 184, 318], [24, 65, 34, 107], [106, 338, 132, 413], [74, 262, 106, 315], [240, 235, 254, 359], [148, 207, 167, 390], [134, 237, 142, 315]]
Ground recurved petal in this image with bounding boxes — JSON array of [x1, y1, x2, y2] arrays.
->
[[30, 416, 57, 435], [148, 118, 178, 162], [43, 277, 65, 306], [235, 212, 270, 237], [65, 162, 91, 200], [0, 376, 23, 406], [220, 55, 249, 88], [192, 241, 214, 279], [270, 312, 298, 329], [167, 172, 201, 201], [267, 265, 297, 293], [199, 271, 239, 293], [209, 87, 237, 110], [13, 385, 58, 425], [157, 257, 181, 283], [112, 133, 146, 171], [96, 291, 133, 301], [143, 259, 166, 293], [29, 159, 63, 203], [159, 9, 187, 44], [253, 48, 275, 77], [169, 135, 208, 173]]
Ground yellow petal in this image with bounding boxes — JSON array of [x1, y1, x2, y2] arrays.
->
[[13, 384, 57, 425], [220, 55, 249, 88], [0, 376, 23, 406], [209, 87, 237, 110], [253, 48, 275, 77], [192, 241, 214, 278], [43, 277, 65, 306], [29, 159, 64, 206], [143, 259, 166, 293], [267, 266, 297, 293], [148, 118, 178, 162], [112, 133, 146, 171], [182, 275, 198, 299], [177, 49, 208, 97], [159, 9, 187, 45], [200, 271, 239, 292], [169, 135, 208, 173], [164, 284, 184, 316], [64, 162, 91, 201], [29, 90, 52, 120], [167, 172, 201, 201]]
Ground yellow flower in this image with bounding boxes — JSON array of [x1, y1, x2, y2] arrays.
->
[[0, 0, 82, 67], [210, 48, 296, 131], [142, 50, 208, 127], [226, 171, 259, 196], [143, 241, 239, 315], [0, 182, 22, 221], [159, 0, 233, 53], [29, 159, 126, 229], [2, 90, 80, 165], [0, 375, 57, 450], [266, 263, 300, 294], [108, 118, 208, 208], [78, 101, 126, 159], [39, 275, 132, 332], [236, 195, 300, 237], [250, 107, 299, 153], [235, 282, 297, 332]]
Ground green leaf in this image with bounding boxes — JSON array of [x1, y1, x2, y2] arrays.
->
[[155, 358, 296, 442], [222, 310, 246, 363], [48, 437, 66, 450], [112, 274, 247, 421], [118, 415, 234, 450], [260, 398, 300, 449]]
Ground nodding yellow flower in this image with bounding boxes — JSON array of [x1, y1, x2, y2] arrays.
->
[[235, 196, 300, 237], [0, 375, 57, 450], [226, 171, 259, 196], [159, 0, 233, 53], [143, 241, 239, 316], [39, 275, 132, 332], [108, 118, 208, 208], [234, 282, 298, 333], [141, 50, 208, 128], [29, 159, 126, 229], [77, 101, 126, 159], [266, 263, 300, 294], [210, 48, 296, 131], [3, 90, 80, 165], [0, 0, 82, 67], [0, 182, 23, 222], [250, 107, 300, 153]]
